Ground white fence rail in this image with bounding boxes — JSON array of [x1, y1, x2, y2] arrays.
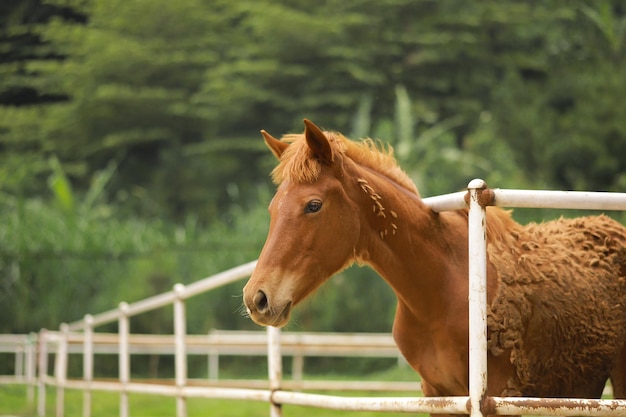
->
[[0, 333, 37, 406], [3, 330, 414, 388], [2, 182, 626, 417]]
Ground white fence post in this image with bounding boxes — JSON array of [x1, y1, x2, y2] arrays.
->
[[208, 347, 219, 382], [119, 302, 130, 417], [27, 332, 36, 404], [83, 314, 94, 417], [467, 179, 489, 417], [291, 354, 303, 387], [173, 284, 187, 417], [15, 343, 23, 379], [55, 323, 69, 417], [268, 326, 282, 417], [37, 329, 48, 417]]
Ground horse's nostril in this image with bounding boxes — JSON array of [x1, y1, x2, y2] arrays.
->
[[253, 290, 269, 313]]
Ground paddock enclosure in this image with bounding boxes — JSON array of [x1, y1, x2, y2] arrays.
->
[[2, 181, 626, 417]]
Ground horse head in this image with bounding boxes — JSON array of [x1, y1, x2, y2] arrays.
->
[[243, 119, 362, 327]]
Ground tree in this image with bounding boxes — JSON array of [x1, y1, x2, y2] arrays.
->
[[3, 0, 624, 215], [0, 0, 85, 106], [0, 0, 86, 193], [488, 0, 626, 191]]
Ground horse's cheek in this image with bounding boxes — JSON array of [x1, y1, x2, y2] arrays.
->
[[332, 209, 360, 259]]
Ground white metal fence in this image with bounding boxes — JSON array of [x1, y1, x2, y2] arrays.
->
[[3, 180, 626, 416], [2, 329, 415, 388], [0, 332, 37, 405]]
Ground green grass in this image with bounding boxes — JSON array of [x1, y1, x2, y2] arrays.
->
[[1, 384, 36, 416], [0, 386, 427, 417], [0, 367, 430, 417]]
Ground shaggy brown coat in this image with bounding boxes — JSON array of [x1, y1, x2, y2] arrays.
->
[[487, 213, 626, 397]]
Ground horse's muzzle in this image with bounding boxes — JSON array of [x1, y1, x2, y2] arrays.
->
[[244, 289, 292, 327]]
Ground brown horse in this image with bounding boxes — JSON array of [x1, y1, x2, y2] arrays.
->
[[242, 119, 626, 415]]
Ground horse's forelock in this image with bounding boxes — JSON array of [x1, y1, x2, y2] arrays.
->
[[270, 132, 345, 184], [271, 134, 321, 184]]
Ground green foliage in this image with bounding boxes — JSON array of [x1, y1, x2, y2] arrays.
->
[[1, 0, 625, 361], [0, 159, 269, 334], [350, 85, 514, 197], [2, 0, 624, 206]]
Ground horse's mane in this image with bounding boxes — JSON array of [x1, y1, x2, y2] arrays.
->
[[271, 131, 419, 195]]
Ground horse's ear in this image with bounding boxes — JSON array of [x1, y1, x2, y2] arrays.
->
[[261, 130, 289, 160], [303, 119, 333, 165]]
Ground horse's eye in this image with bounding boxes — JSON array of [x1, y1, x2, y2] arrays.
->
[[304, 199, 323, 214]]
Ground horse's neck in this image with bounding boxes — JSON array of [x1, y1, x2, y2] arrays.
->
[[350, 168, 470, 324]]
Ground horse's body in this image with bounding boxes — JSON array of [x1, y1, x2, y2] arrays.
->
[[243, 119, 626, 416]]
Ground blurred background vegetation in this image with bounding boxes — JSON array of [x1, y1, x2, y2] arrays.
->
[[1, 0, 625, 374]]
